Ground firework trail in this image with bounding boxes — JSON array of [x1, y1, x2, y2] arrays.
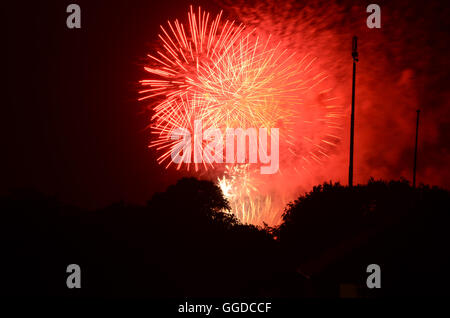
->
[[140, 5, 344, 225]]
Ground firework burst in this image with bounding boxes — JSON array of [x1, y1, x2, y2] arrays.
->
[[139, 5, 344, 225], [218, 165, 278, 225]]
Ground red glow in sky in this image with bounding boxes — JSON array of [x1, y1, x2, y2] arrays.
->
[[140, 5, 345, 224]]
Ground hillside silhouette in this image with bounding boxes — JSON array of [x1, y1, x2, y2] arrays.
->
[[1, 177, 449, 297]]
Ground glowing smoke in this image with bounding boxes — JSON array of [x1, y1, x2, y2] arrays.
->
[[222, 0, 450, 209], [141, 0, 450, 225], [140, 5, 344, 225]]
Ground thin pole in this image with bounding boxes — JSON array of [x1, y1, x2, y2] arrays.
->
[[413, 109, 420, 188], [349, 36, 358, 187]]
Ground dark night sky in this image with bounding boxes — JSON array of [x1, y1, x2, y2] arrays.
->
[[4, 0, 197, 208], [4, 0, 450, 209]]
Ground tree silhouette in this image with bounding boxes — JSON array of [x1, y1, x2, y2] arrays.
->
[[273, 179, 450, 297], [1, 178, 449, 298]]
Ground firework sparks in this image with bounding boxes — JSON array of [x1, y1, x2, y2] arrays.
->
[[218, 165, 278, 225], [140, 5, 344, 225]]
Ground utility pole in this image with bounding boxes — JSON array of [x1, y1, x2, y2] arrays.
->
[[413, 109, 420, 188], [349, 36, 358, 187]]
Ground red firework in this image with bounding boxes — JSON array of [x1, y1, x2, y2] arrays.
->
[[139, 5, 344, 225], [140, 6, 338, 170]]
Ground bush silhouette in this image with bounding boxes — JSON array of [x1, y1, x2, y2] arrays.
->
[[1, 178, 449, 297], [274, 179, 450, 296]]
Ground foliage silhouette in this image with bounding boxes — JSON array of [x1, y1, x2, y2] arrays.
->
[[275, 178, 450, 296], [1, 178, 449, 297]]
